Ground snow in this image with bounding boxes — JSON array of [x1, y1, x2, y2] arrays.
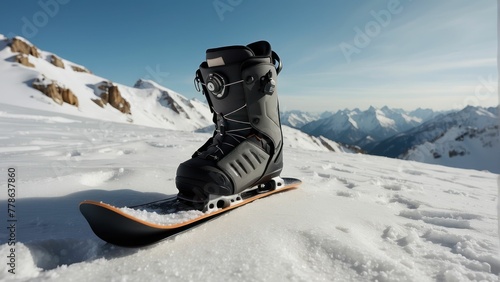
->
[[0, 103, 498, 281], [119, 207, 205, 226], [282, 126, 354, 153], [0, 111, 80, 123]]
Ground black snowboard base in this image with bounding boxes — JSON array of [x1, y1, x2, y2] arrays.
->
[[80, 177, 301, 247]]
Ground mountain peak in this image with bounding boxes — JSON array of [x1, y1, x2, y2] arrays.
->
[[134, 79, 161, 89], [460, 105, 496, 118]]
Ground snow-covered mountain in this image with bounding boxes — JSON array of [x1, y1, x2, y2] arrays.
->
[[370, 106, 499, 169], [280, 110, 322, 128], [283, 126, 356, 153], [300, 106, 427, 149], [0, 35, 212, 131], [408, 107, 444, 122], [294, 105, 499, 172], [279, 111, 358, 152], [399, 107, 500, 173], [402, 125, 499, 172], [131, 79, 212, 129]]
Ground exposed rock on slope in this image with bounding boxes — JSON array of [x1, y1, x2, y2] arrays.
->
[[32, 75, 79, 107], [91, 81, 131, 114], [8, 37, 40, 68], [15, 54, 34, 67], [50, 55, 65, 69], [71, 65, 91, 73], [9, 37, 40, 58]]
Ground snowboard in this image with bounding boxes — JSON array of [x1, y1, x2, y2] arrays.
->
[[80, 177, 301, 247]]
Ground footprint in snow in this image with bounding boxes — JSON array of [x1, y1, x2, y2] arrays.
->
[[389, 195, 420, 209], [147, 141, 176, 148], [335, 177, 356, 189], [399, 209, 480, 229]]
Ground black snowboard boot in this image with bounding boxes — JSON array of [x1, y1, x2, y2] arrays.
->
[[176, 40, 283, 205]]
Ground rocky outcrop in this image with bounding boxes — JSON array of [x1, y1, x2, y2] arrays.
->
[[92, 81, 109, 108], [9, 37, 39, 68], [50, 55, 65, 69], [108, 85, 131, 114], [10, 37, 40, 58], [60, 88, 78, 106], [33, 78, 62, 105], [32, 76, 79, 107], [162, 94, 182, 115], [92, 81, 131, 114], [91, 98, 105, 108], [71, 65, 91, 73], [15, 54, 34, 68]]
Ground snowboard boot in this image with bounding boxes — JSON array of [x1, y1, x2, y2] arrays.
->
[[176, 40, 284, 206]]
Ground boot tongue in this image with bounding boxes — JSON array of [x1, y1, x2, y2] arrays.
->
[[206, 46, 254, 67], [246, 41, 272, 57]]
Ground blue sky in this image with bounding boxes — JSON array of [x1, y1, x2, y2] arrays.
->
[[1, 0, 497, 112]]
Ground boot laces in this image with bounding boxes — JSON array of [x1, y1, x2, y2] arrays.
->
[[205, 104, 252, 161]]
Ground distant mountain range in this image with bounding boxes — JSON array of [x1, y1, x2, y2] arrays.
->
[[294, 106, 441, 150], [281, 110, 325, 128], [281, 106, 499, 173], [380, 106, 499, 172], [369, 106, 498, 157], [402, 122, 499, 172]]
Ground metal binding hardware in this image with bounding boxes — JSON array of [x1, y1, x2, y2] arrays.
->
[[203, 177, 284, 213], [204, 193, 243, 213]]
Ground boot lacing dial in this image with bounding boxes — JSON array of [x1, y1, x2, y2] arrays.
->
[[195, 72, 244, 99], [206, 73, 225, 98]]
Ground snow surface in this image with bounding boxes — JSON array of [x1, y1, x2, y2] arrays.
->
[[0, 103, 498, 281], [119, 206, 205, 226]]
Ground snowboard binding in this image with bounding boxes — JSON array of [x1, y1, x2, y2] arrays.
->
[[202, 176, 285, 213], [176, 41, 284, 205]]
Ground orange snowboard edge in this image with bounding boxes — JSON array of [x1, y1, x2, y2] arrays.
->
[[80, 179, 301, 230]]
